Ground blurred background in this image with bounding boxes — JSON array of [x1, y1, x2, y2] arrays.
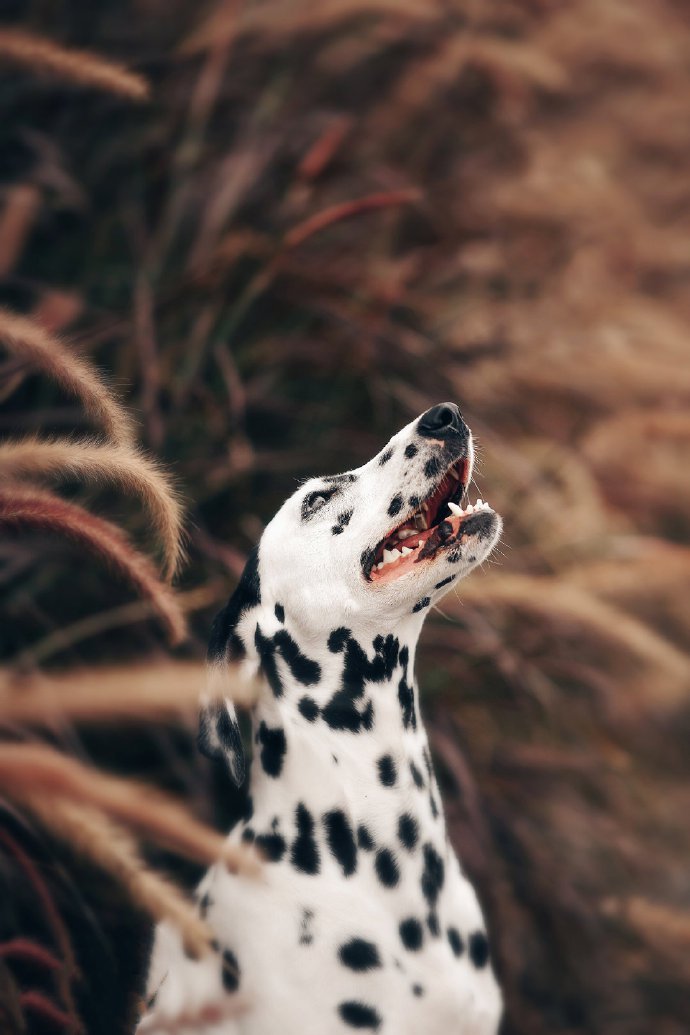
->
[[1, 1, 690, 1033]]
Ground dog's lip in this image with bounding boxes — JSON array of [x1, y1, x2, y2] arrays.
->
[[363, 454, 477, 582]]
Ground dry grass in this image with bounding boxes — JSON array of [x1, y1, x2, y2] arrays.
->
[[0, 28, 148, 101], [0, 438, 185, 580], [1, 0, 690, 1032], [0, 310, 136, 446], [0, 659, 258, 724], [0, 485, 185, 645]]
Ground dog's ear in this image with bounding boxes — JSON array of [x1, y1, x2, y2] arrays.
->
[[198, 547, 261, 786]]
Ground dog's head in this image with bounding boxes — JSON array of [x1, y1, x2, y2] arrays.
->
[[259, 402, 501, 627], [200, 404, 501, 782]]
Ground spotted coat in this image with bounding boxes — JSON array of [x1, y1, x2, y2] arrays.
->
[[140, 404, 503, 1035]]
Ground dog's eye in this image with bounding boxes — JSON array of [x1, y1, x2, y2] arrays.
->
[[301, 488, 339, 520], [305, 492, 328, 513]]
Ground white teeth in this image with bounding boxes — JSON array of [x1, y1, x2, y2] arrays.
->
[[397, 529, 416, 540], [421, 502, 429, 513], [449, 467, 460, 481], [401, 547, 413, 556], [390, 548, 402, 561], [465, 504, 474, 513], [476, 498, 483, 507], [377, 562, 384, 570], [383, 549, 394, 564], [448, 501, 463, 516], [418, 513, 428, 530]]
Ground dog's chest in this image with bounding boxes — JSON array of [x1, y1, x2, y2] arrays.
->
[[196, 657, 501, 1034]]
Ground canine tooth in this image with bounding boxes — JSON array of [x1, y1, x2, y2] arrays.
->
[[448, 501, 463, 517], [421, 502, 429, 513], [383, 549, 394, 564], [450, 467, 460, 481], [401, 547, 413, 556]]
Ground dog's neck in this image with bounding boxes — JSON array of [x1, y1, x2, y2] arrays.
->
[[244, 604, 444, 852]]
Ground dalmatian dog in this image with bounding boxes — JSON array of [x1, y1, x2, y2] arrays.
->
[[140, 403, 503, 1035]]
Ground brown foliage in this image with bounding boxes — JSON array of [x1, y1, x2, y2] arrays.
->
[[0, 28, 148, 101], [2, 0, 690, 1033]]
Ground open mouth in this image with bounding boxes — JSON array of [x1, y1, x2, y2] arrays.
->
[[364, 456, 493, 582]]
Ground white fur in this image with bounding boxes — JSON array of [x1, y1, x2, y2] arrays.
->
[[139, 408, 503, 1035]]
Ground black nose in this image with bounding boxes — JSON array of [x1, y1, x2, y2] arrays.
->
[[417, 402, 466, 439]]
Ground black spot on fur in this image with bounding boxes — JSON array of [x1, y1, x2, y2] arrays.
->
[[435, 575, 456, 590], [322, 692, 374, 733], [339, 938, 381, 971], [340, 633, 399, 696], [424, 455, 444, 479], [323, 631, 398, 734], [461, 511, 495, 540], [298, 696, 319, 722], [338, 1001, 381, 1030], [412, 596, 431, 613], [398, 813, 419, 851], [410, 761, 425, 789], [447, 548, 462, 563], [274, 602, 285, 622], [324, 810, 357, 876], [377, 754, 397, 787], [387, 494, 404, 517], [429, 792, 439, 819], [427, 912, 440, 937], [399, 917, 423, 951], [257, 721, 286, 777], [378, 448, 393, 466], [421, 843, 445, 907], [328, 627, 351, 653], [221, 949, 240, 992], [469, 930, 490, 969], [404, 444, 418, 459], [408, 495, 420, 508], [357, 824, 375, 851], [447, 927, 464, 957], [375, 848, 399, 888], [291, 803, 320, 875], [412, 984, 424, 997], [398, 674, 416, 732], [255, 832, 286, 862], [299, 908, 314, 946], [332, 509, 354, 535], [199, 892, 211, 917], [207, 546, 260, 663], [241, 827, 255, 843], [255, 625, 321, 697]]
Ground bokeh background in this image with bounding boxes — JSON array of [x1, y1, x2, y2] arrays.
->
[[1, 2, 690, 1033]]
